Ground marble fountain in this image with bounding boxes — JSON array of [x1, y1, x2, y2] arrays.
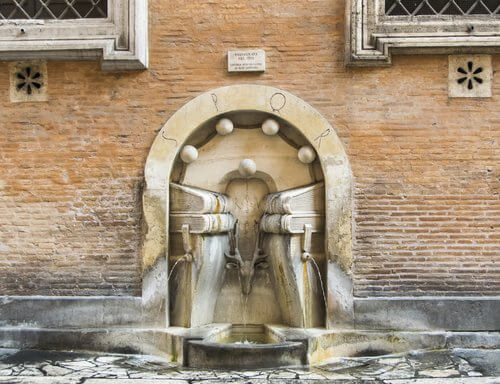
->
[[137, 86, 451, 369], [165, 111, 328, 368]]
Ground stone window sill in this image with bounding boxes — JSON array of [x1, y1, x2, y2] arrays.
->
[[0, 0, 148, 71], [346, 0, 500, 66]]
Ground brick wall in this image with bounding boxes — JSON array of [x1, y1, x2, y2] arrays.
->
[[0, 0, 498, 296]]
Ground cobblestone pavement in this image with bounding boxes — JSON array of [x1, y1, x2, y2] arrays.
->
[[0, 348, 498, 383]]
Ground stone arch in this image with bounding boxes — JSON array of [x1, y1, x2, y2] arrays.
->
[[141, 84, 353, 328], [219, 170, 278, 193]]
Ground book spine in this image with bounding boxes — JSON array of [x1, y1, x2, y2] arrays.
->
[[263, 195, 292, 214], [170, 213, 235, 234], [259, 214, 284, 233], [170, 188, 230, 214], [260, 214, 323, 234]]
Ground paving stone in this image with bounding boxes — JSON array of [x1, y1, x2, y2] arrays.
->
[[10, 366, 44, 376], [189, 381, 352, 384], [407, 350, 456, 371], [314, 372, 357, 380], [237, 370, 267, 378], [454, 356, 476, 374], [452, 349, 500, 376], [0, 348, 498, 383], [267, 370, 300, 379], [40, 364, 73, 376], [86, 380, 188, 384], [387, 379, 499, 384], [381, 358, 407, 365], [0, 378, 80, 383], [60, 360, 98, 369], [379, 365, 415, 380], [95, 356, 124, 363], [293, 372, 329, 379], [339, 362, 392, 378], [467, 371, 483, 377], [419, 369, 461, 378], [316, 358, 369, 372], [0, 363, 13, 370]]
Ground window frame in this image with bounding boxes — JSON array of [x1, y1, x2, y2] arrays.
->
[[0, 0, 109, 20], [346, 0, 500, 66], [0, 0, 148, 71]]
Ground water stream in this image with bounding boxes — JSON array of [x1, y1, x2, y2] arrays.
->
[[242, 294, 249, 328], [159, 258, 184, 319], [167, 258, 183, 283], [236, 270, 249, 329], [310, 258, 327, 308]]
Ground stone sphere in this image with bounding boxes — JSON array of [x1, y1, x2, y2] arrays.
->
[[216, 118, 234, 135], [238, 159, 257, 177], [261, 118, 280, 135], [180, 145, 198, 163], [298, 146, 316, 164]]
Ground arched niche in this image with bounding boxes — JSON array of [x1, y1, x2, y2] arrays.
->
[[141, 85, 353, 329]]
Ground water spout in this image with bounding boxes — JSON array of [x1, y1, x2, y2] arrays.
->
[[167, 224, 194, 282], [301, 223, 327, 307]]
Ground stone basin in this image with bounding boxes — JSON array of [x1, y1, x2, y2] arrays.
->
[[184, 324, 308, 369]]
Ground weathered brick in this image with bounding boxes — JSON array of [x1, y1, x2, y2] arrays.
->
[[0, 0, 498, 298]]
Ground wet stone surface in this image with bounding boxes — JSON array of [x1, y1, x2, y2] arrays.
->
[[0, 348, 498, 383]]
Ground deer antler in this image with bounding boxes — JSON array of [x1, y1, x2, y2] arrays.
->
[[252, 228, 268, 265], [225, 219, 242, 264]]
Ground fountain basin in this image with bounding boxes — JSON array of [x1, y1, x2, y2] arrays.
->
[[185, 324, 308, 369]]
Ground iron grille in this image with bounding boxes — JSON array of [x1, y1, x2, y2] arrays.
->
[[386, 0, 500, 16], [0, 0, 107, 19]]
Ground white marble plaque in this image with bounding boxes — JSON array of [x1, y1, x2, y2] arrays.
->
[[227, 49, 265, 72]]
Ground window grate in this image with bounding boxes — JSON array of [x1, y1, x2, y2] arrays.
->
[[0, 0, 107, 20], [386, 0, 500, 16]]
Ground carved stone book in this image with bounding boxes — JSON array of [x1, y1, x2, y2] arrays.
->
[[263, 182, 324, 214], [170, 182, 231, 214], [260, 214, 323, 234], [170, 213, 235, 234]]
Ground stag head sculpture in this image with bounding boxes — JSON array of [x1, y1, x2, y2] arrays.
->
[[224, 220, 268, 295]]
